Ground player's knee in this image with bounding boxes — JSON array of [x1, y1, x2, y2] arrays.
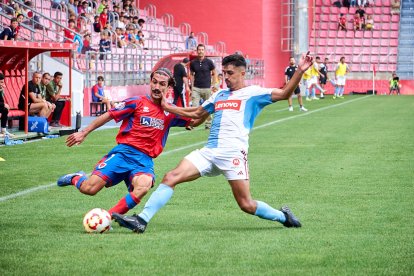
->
[[238, 200, 256, 214], [162, 170, 181, 187]]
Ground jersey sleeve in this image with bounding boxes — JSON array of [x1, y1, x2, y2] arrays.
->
[[201, 91, 219, 114], [108, 97, 140, 123]]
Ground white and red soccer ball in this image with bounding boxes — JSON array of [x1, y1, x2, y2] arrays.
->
[[83, 208, 112, 233]]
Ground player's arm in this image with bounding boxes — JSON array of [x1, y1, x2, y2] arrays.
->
[[66, 112, 112, 147], [271, 52, 313, 101], [162, 96, 208, 119], [189, 114, 209, 127], [211, 68, 218, 86]]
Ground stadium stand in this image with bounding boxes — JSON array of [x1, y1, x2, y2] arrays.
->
[[397, 0, 414, 79], [311, 0, 400, 73]]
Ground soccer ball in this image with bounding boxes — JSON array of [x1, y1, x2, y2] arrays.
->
[[83, 208, 112, 233]]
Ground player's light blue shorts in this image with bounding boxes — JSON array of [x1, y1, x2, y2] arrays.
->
[[92, 144, 155, 191]]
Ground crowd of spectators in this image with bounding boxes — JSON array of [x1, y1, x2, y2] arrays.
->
[[335, 4, 376, 32], [63, 0, 149, 53]]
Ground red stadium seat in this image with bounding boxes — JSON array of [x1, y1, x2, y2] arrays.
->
[[364, 31, 372, 39], [320, 22, 328, 30], [327, 38, 336, 46], [321, 14, 330, 22], [355, 32, 363, 39], [363, 39, 371, 47], [381, 23, 391, 30], [390, 23, 399, 31], [380, 47, 389, 55], [380, 39, 389, 47], [391, 15, 400, 23], [389, 39, 398, 47], [344, 38, 354, 47], [373, 7, 382, 15], [381, 31, 390, 38], [372, 39, 380, 47], [372, 31, 381, 38]]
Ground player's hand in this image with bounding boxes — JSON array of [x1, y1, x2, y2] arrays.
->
[[160, 94, 170, 110], [298, 51, 313, 72], [66, 131, 87, 147]]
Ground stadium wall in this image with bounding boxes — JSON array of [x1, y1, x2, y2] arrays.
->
[[138, 0, 289, 87]]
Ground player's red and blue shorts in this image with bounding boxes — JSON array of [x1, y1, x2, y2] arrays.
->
[[92, 144, 155, 191]]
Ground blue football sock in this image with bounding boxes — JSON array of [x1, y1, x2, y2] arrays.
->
[[311, 87, 316, 98], [340, 86, 345, 96], [139, 184, 174, 223], [334, 86, 339, 96], [254, 201, 286, 223]]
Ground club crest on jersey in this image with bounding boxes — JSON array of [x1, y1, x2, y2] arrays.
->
[[114, 102, 125, 110], [215, 100, 241, 111], [143, 106, 150, 112], [140, 116, 164, 130]]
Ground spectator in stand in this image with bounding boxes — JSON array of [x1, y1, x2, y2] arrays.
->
[[91, 76, 113, 110], [125, 25, 137, 46], [99, 7, 109, 31], [52, 0, 67, 12], [357, 0, 367, 7], [67, 0, 77, 17], [93, 15, 101, 32], [14, 14, 24, 40], [0, 73, 16, 138], [115, 27, 127, 48], [389, 72, 400, 95], [64, 19, 83, 53], [81, 33, 97, 55], [134, 30, 146, 48], [99, 31, 111, 60], [365, 14, 374, 30], [137, 18, 145, 31], [18, 72, 53, 117], [97, 0, 107, 14], [131, 16, 139, 29], [117, 15, 126, 29], [391, 0, 401, 15], [0, 17, 18, 40], [46, 72, 66, 127], [353, 13, 362, 31], [355, 5, 366, 25], [338, 13, 347, 31], [185, 32, 197, 50], [350, 0, 357, 7]]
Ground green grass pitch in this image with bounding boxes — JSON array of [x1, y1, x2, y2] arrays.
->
[[0, 95, 413, 275]]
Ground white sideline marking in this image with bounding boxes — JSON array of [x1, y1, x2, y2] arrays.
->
[[0, 95, 370, 203]]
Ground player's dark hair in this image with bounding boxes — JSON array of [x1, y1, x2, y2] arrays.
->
[[42, 72, 50, 78], [0, 73, 4, 81], [222, 54, 247, 68], [54, 71, 63, 78], [10, 18, 18, 24], [150, 68, 175, 87], [316, 56, 321, 60], [97, 76, 104, 81], [197, 44, 205, 50]]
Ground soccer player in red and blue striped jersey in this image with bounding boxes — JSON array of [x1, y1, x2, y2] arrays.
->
[[57, 68, 200, 216]]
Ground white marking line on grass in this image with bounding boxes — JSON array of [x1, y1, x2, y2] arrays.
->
[[0, 95, 370, 203]]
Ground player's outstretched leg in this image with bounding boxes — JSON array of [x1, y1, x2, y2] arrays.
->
[[112, 213, 147, 233], [57, 171, 86, 187]]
